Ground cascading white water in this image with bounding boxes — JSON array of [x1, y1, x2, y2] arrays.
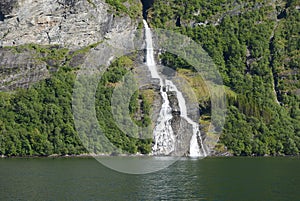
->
[[143, 20, 206, 157], [143, 20, 175, 155], [166, 81, 207, 157]]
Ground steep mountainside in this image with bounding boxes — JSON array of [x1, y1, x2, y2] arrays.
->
[[0, 0, 299, 156]]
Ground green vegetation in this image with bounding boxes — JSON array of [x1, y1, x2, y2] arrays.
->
[[105, 0, 142, 19], [4, 42, 102, 70], [149, 0, 300, 156], [95, 55, 152, 154], [87, 0, 97, 8], [0, 47, 152, 156], [0, 70, 85, 156]]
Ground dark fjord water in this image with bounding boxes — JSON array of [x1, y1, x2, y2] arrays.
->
[[0, 157, 299, 201]]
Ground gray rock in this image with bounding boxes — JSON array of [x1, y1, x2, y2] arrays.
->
[[0, 0, 138, 90], [0, 0, 17, 15], [167, 91, 181, 115], [0, 0, 136, 49], [0, 48, 49, 91]]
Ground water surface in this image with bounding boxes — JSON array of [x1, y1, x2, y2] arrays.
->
[[0, 157, 299, 200]]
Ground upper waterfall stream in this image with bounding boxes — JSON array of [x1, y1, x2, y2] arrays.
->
[[143, 20, 207, 157]]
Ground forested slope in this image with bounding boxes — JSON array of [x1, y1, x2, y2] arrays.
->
[[148, 0, 299, 155]]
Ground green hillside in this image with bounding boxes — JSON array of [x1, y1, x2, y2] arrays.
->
[[0, 0, 299, 156], [147, 0, 299, 155]]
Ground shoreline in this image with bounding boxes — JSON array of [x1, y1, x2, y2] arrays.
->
[[0, 153, 297, 159]]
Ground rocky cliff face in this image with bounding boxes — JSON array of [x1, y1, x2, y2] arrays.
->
[[0, 0, 137, 90], [0, 48, 49, 91], [0, 0, 135, 47]]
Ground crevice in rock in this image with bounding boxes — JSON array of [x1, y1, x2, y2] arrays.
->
[[140, 0, 154, 20], [46, 31, 51, 44], [269, 20, 280, 105], [175, 16, 181, 27], [277, 9, 286, 20], [0, 12, 4, 21]]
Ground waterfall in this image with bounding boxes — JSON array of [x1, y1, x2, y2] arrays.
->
[[143, 20, 207, 157]]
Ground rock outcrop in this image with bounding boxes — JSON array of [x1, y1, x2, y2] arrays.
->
[[0, 0, 137, 90], [0, 0, 135, 48], [0, 48, 49, 91]]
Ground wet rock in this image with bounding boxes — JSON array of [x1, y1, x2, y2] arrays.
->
[[173, 118, 194, 156], [167, 91, 181, 115]]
